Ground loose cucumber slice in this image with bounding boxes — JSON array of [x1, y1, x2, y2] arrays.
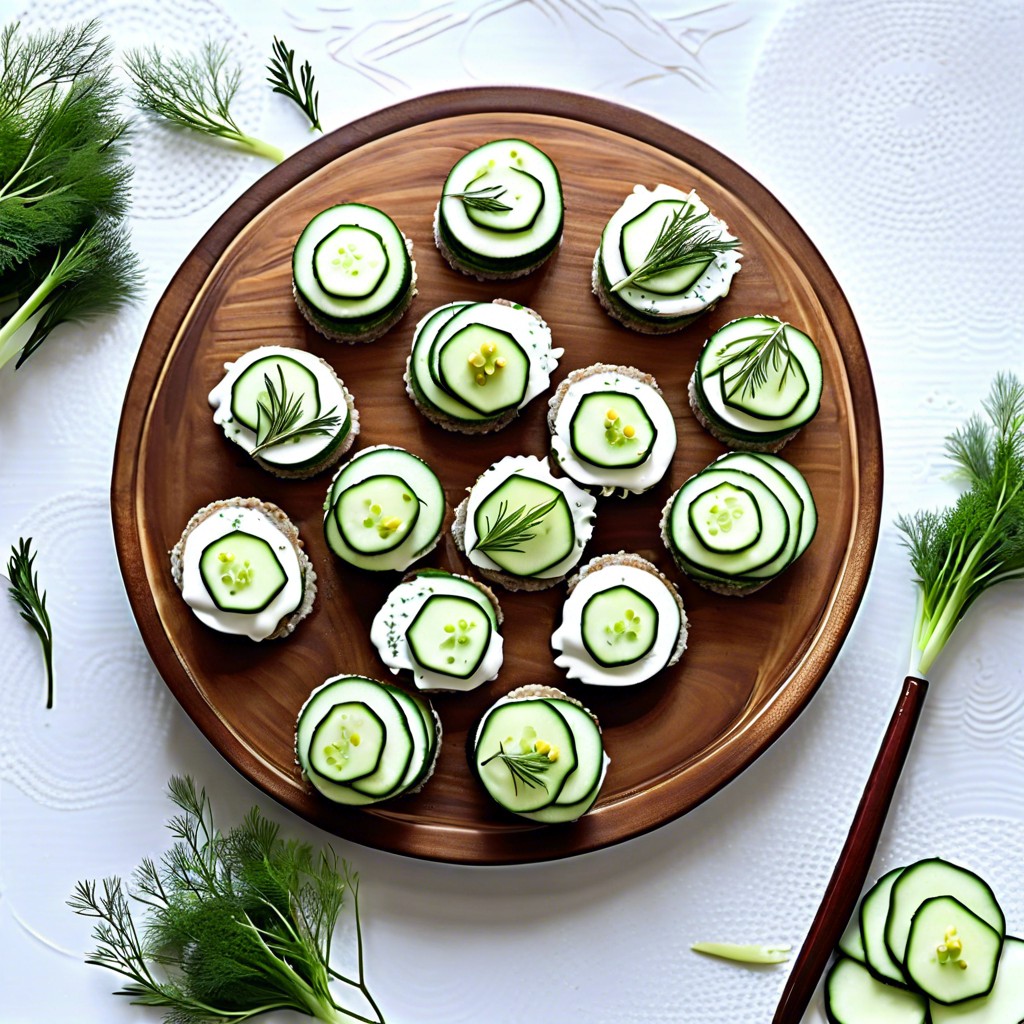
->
[[307, 702, 385, 783], [862, 867, 910, 987], [619, 199, 712, 295], [230, 354, 321, 431], [435, 324, 529, 415], [474, 698, 578, 814], [312, 224, 389, 299], [886, 859, 1006, 969], [568, 391, 657, 469], [580, 584, 658, 667], [825, 957, 929, 1024], [472, 474, 574, 577], [198, 531, 287, 613], [461, 165, 545, 233], [930, 936, 1024, 1024], [904, 896, 1002, 1005], [333, 474, 421, 554], [406, 594, 492, 679], [838, 910, 868, 965]]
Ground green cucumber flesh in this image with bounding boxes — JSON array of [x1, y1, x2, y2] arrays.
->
[[861, 867, 910, 987], [458, 164, 545, 233], [568, 391, 657, 469], [619, 199, 712, 295], [382, 684, 436, 793], [409, 569, 499, 630], [312, 224, 389, 299], [293, 204, 411, 323], [307, 701, 385, 783], [230, 354, 321, 432], [838, 911, 868, 965], [333, 474, 421, 554], [825, 957, 928, 1024], [904, 896, 1002, 1005], [686, 481, 762, 555], [885, 859, 1006, 969], [474, 698, 578, 813], [435, 323, 529, 416], [930, 936, 1024, 1024], [198, 531, 287, 613], [472, 475, 574, 577], [751, 452, 818, 559], [406, 594, 492, 679], [539, 698, 603, 806], [580, 584, 658, 667]]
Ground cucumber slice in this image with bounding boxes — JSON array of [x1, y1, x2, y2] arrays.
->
[[930, 936, 1024, 1024], [538, 698, 603, 806], [435, 324, 529, 415], [861, 867, 909, 987], [904, 896, 1002, 1005], [472, 474, 574, 577], [406, 594, 493, 679], [411, 570, 499, 630], [619, 199, 712, 295], [198, 531, 287, 613], [382, 684, 437, 793], [752, 452, 818, 559], [722, 350, 809, 420], [461, 165, 545, 233], [580, 584, 658, 667], [568, 391, 657, 469], [825, 957, 929, 1024], [886, 859, 1006, 970], [307, 702, 385, 783], [312, 224, 389, 299], [230, 354, 321, 432], [474, 698, 578, 813], [686, 481, 762, 554], [333, 474, 421, 554], [838, 911, 868, 965]]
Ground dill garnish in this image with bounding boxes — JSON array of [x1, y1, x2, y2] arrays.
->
[[472, 497, 559, 555], [266, 36, 321, 132], [5, 537, 54, 709], [442, 183, 513, 213], [480, 742, 552, 795], [250, 365, 342, 457], [717, 318, 795, 401]]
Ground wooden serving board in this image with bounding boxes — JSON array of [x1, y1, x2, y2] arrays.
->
[[111, 88, 881, 864]]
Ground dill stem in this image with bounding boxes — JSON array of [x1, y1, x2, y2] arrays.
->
[[0, 270, 57, 369], [232, 132, 285, 164]]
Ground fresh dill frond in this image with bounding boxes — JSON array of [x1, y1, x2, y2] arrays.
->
[[480, 742, 553, 796], [472, 497, 560, 555], [266, 36, 321, 132], [125, 40, 285, 163], [251, 365, 342, 456], [896, 372, 1024, 676], [717, 318, 795, 401], [610, 201, 739, 293], [5, 537, 54, 709], [69, 775, 387, 1024], [442, 184, 513, 213]]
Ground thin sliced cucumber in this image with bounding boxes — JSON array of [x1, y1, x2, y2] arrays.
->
[[825, 957, 928, 1024], [406, 594, 492, 679], [838, 911, 868, 965], [930, 936, 1024, 1024], [537, 698, 603, 806], [383, 684, 437, 793], [435, 323, 529, 415], [752, 452, 818, 559], [568, 391, 657, 469], [619, 199, 711, 295], [410, 569, 499, 629], [580, 584, 658, 668], [198, 531, 287, 613], [861, 867, 910, 986], [333, 474, 421, 555], [462, 164, 544, 233], [686, 481, 762, 554], [312, 224, 389, 299], [230, 354, 321, 431], [307, 702, 385, 783]]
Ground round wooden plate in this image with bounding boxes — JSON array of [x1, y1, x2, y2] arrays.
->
[[112, 88, 881, 865]]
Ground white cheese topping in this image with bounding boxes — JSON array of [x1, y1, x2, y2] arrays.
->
[[552, 563, 683, 686], [463, 455, 597, 579], [600, 184, 741, 317], [209, 346, 348, 467], [550, 370, 677, 495], [180, 505, 304, 641], [370, 574, 504, 693]]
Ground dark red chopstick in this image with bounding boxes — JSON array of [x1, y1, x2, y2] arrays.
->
[[771, 675, 929, 1024]]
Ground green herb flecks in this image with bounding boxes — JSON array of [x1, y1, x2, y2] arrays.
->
[[266, 36, 321, 132], [480, 742, 553, 796], [896, 372, 1024, 677], [691, 941, 792, 964], [472, 497, 559, 555], [250, 365, 342, 457], [125, 40, 285, 163], [6, 538, 54, 709], [717, 318, 795, 402], [610, 202, 739, 293], [68, 775, 387, 1024], [442, 183, 513, 213]]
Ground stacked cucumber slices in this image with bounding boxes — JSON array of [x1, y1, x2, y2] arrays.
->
[[324, 445, 446, 572], [405, 300, 564, 434], [435, 139, 564, 279], [690, 315, 823, 452], [208, 346, 358, 477], [292, 203, 416, 343], [296, 675, 440, 806], [370, 569, 504, 692], [472, 687, 609, 823], [826, 858, 1021, 1023], [662, 451, 817, 595]]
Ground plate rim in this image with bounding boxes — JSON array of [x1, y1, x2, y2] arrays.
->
[[111, 86, 882, 864]]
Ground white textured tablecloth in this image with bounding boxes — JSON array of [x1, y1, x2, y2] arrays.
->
[[1, 2, 1022, 1022]]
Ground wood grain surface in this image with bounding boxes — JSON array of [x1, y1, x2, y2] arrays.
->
[[111, 88, 882, 864]]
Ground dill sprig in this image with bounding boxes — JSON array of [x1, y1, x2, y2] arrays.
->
[[480, 743, 552, 796], [442, 183, 513, 213], [68, 775, 387, 1024], [125, 40, 285, 163], [250, 365, 342, 457], [267, 36, 321, 132], [610, 201, 739, 293], [896, 372, 1024, 676], [717, 318, 795, 401], [472, 497, 559, 555], [6, 537, 54, 709]]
